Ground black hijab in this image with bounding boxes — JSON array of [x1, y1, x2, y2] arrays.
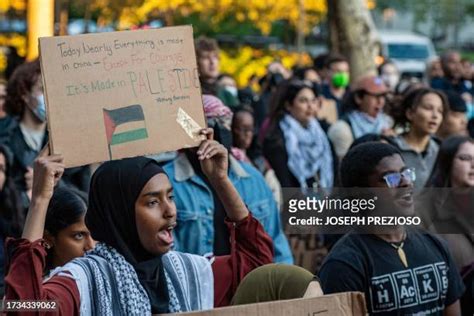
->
[[86, 156, 170, 313]]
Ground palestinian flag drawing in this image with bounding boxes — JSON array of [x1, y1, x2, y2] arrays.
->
[[103, 104, 148, 159]]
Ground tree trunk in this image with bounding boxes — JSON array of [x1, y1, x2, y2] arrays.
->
[[59, 0, 69, 36], [327, 0, 379, 80], [296, 0, 306, 65], [84, 1, 91, 33], [327, 0, 340, 53]]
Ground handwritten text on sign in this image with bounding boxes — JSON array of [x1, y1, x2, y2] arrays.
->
[[40, 26, 206, 167]]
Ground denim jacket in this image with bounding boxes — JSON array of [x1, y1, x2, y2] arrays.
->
[[163, 153, 293, 264]]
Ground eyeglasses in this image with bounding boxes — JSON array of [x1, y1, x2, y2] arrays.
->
[[456, 154, 474, 163], [383, 168, 416, 188]]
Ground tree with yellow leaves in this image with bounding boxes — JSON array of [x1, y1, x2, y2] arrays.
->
[[92, 0, 326, 35], [0, 0, 26, 13]]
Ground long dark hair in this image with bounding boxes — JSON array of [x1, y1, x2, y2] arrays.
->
[[427, 135, 474, 187], [44, 186, 88, 270], [341, 90, 366, 114], [5, 59, 41, 118], [390, 87, 448, 130], [268, 79, 316, 125], [45, 186, 88, 236], [0, 145, 24, 238]]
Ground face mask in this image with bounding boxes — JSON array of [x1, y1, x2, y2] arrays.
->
[[331, 72, 350, 88], [224, 86, 238, 97], [382, 74, 400, 90], [466, 102, 474, 121], [32, 94, 47, 122]]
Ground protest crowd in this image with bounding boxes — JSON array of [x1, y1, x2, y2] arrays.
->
[[0, 33, 474, 315]]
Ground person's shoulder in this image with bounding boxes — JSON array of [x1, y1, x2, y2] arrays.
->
[[164, 250, 211, 266], [162, 159, 174, 172], [0, 115, 18, 133], [429, 135, 441, 147], [262, 122, 285, 148], [321, 83, 332, 97], [232, 160, 276, 199], [430, 77, 447, 89], [47, 255, 100, 280], [387, 134, 402, 146], [3, 123, 25, 149], [327, 119, 352, 137], [329, 119, 351, 129], [317, 119, 331, 133], [319, 234, 369, 275], [388, 135, 415, 153], [162, 153, 186, 176], [411, 230, 447, 244], [236, 159, 266, 181], [264, 121, 284, 138], [409, 229, 450, 254], [324, 233, 367, 261]]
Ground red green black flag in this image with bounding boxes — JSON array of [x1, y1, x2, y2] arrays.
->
[[103, 104, 148, 159]]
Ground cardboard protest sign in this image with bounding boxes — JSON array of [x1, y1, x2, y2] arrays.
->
[[39, 25, 206, 167], [162, 292, 367, 316]]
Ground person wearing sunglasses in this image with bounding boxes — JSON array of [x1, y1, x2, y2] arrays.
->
[[319, 142, 464, 316], [328, 75, 394, 161], [383, 167, 416, 188]]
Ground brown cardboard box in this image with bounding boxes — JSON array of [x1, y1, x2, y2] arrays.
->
[[39, 25, 206, 167], [162, 292, 366, 316]]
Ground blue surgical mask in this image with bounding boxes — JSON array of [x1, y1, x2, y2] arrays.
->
[[33, 94, 47, 122], [466, 102, 474, 121], [224, 86, 238, 97]]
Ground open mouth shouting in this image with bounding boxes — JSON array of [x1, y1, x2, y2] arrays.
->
[[157, 222, 177, 247]]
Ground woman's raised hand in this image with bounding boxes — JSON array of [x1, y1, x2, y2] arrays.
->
[[22, 146, 65, 241], [31, 146, 65, 202], [197, 128, 229, 184], [196, 128, 248, 222]]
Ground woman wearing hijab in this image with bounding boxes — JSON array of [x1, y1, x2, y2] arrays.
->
[[231, 264, 323, 305], [4, 129, 274, 315]]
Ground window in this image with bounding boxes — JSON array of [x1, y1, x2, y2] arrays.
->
[[387, 44, 430, 59]]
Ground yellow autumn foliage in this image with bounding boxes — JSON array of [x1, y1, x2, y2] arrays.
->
[[0, 0, 26, 13], [0, 34, 27, 73], [219, 46, 311, 88], [122, 0, 327, 34]]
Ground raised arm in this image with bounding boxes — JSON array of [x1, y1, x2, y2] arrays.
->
[[22, 148, 65, 242], [197, 128, 248, 222], [4, 149, 80, 315], [197, 129, 273, 307]]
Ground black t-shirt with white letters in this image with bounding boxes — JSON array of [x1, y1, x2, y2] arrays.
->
[[319, 230, 465, 315]]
